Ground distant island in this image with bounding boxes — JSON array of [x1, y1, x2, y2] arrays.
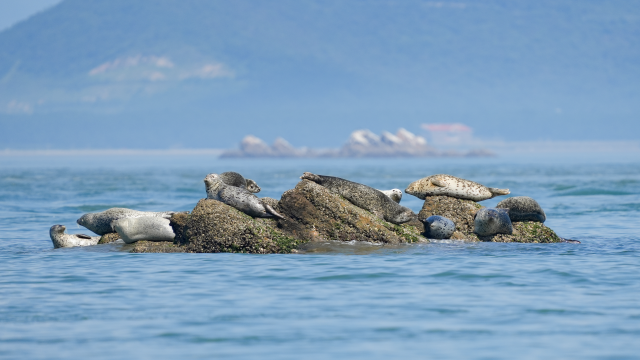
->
[[220, 129, 495, 158]]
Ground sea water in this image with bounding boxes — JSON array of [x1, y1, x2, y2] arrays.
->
[[1, 154, 639, 359]]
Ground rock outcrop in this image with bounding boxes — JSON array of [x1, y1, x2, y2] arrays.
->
[[416, 195, 562, 242]]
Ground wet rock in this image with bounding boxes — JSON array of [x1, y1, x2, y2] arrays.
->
[[98, 232, 120, 244], [472, 221, 562, 243], [276, 180, 426, 244], [130, 240, 186, 253]]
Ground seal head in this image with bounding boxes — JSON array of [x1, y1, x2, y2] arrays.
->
[[49, 224, 100, 248], [405, 174, 510, 201], [423, 215, 456, 239], [496, 196, 546, 223], [300, 172, 414, 224], [379, 189, 403, 203], [219, 171, 261, 193], [473, 208, 513, 236], [204, 173, 283, 219]]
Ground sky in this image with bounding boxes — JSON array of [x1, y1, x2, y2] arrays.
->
[[0, 0, 638, 150], [0, 0, 61, 32]]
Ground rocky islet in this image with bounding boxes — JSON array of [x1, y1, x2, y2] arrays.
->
[[54, 172, 570, 252]]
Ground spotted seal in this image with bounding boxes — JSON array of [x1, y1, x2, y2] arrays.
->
[[379, 189, 402, 203], [473, 208, 513, 236], [405, 174, 510, 201], [300, 172, 414, 224], [423, 215, 455, 239], [219, 171, 261, 193], [496, 196, 546, 223], [77, 208, 177, 235], [111, 217, 175, 244], [204, 173, 284, 219], [49, 224, 100, 248]]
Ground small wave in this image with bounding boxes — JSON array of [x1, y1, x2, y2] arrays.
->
[[556, 189, 635, 196]]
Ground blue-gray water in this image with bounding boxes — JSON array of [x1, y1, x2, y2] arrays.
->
[[1, 154, 640, 359]]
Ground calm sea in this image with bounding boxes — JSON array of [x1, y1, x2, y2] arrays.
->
[[1, 154, 639, 359]]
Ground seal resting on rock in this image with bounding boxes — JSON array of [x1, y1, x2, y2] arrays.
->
[[379, 189, 402, 203], [204, 173, 284, 219], [300, 172, 414, 224], [77, 208, 177, 235], [423, 215, 455, 239], [112, 217, 175, 244], [405, 174, 510, 201], [496, 196, 546, 223], [49, 224, 100, 248], [474, 208, 513, 236], [219, 171, 261, 193]]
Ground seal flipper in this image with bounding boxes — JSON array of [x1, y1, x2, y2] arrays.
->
[[77, 234, 93, 239], [300, 172, 322, 183], [489, 188, 510, 196], [264, 204, 285, 220], [431, 177, 447, 187]]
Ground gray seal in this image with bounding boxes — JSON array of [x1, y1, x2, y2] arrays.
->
[[300, 172, 414, 224], [496, 196, 546, 223], [219, 171, 261, 193], [204, 173, 284, 219], [474, 208, 513, 236], [49, 224, 100, 248], [406, 174, 510, 201], [379, 189, 402, 203], [423, 215, 455, 239], [112, 217, 175, 244], [77, 208, 177, 235]]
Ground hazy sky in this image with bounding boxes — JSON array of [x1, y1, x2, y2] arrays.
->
[[0, 0, 61, 32]]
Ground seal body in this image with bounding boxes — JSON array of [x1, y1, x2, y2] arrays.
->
[[204, 173, 283, 219], [219, 171, 261, 193], [379, 189, 402, 203], [49, 225, 100, 248], [77, 208, 176, 235], [112, 217, 175, 244], [300, 172, 414, 224], [423, 215, 455, 239], [496, 196, 546, 223], [474, 208, 513, 236], [405, 174, 510, 201]]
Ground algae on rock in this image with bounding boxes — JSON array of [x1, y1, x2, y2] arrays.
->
[[172, 198, 305, 254]]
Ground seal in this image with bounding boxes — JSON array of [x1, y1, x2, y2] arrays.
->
[[111, 217, 175, 244], [379, 189, 402, 203], [219, 171, 261, 193], [204, 173, 284, 219], [473, 208, 513, 236], [300, 172, 414, 224], [49, 224, 100, 248], [496, 196, 546, 223], [405, 174, 510, 201], [77, 208, 177, 235], [423, 215, 455, 239]]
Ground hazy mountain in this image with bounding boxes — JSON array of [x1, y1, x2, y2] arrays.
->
[[1, 0, 639, 149]]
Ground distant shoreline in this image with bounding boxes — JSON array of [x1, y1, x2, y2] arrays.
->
[[1, 140, 638, 157]]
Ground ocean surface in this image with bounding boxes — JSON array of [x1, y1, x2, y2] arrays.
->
[[1, 153, 639, 359]]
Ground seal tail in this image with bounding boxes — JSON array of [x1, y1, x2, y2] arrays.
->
[[489, 188, 510, 196], [264, 204, 285, 220], [300, 172, 322, 183]]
